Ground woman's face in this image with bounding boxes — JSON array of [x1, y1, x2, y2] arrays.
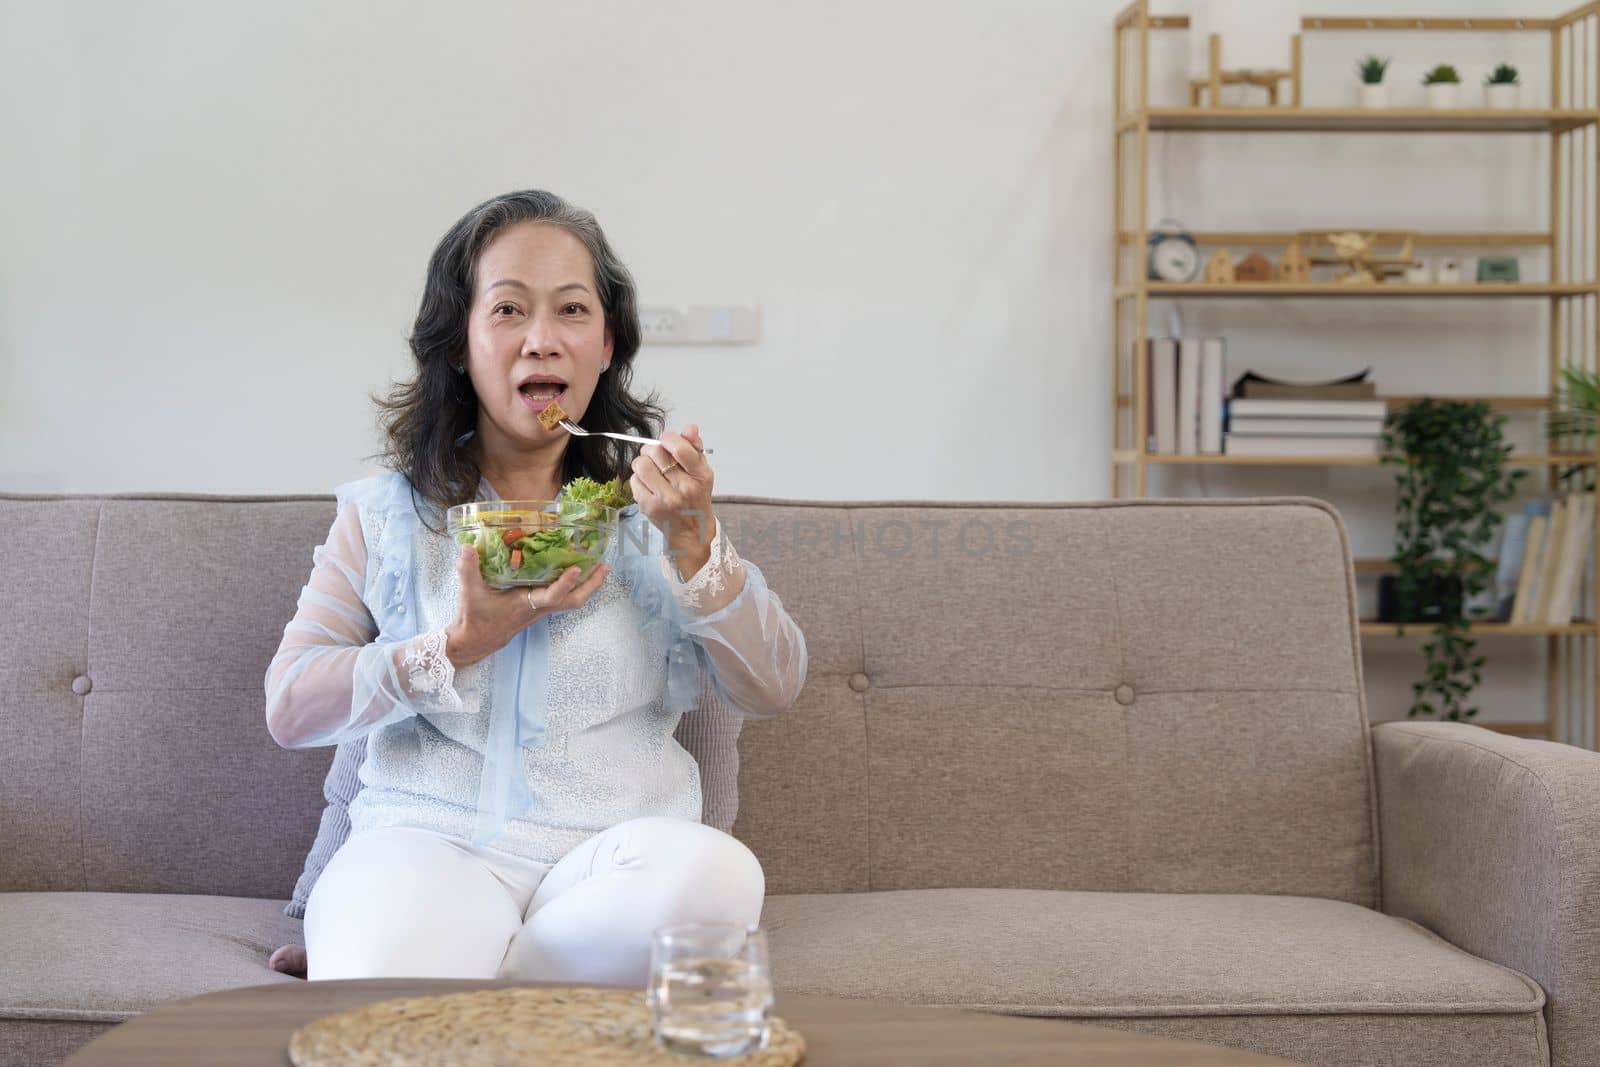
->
[[464, 221, 614, 446]]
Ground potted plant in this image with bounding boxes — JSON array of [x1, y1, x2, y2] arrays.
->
[[1357, 55, 1391, 108], [1379, 398, 1527, 721], [1423, 63, 1461, 108], [1546, 363, 1600, 492], [1485, 63, 1521, 109]]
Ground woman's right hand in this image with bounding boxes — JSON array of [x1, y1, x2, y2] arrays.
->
[[443, 545, 610, 669]]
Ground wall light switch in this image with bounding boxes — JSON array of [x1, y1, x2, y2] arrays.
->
[[687, 305, 760, 344], [638, 306, 689, 344], [638, 305, 761, 345]]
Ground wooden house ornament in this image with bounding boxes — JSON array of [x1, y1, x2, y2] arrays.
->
[[1235, 251, 1274, 282], [1204, 248, 1237, 284], [1276, 238, 1311, 283]]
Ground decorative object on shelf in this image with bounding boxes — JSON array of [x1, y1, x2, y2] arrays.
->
[[1234, 251, 1275, 282], [1546, 363, 1600, 492], [1232, 367, 1376, 400], [1147, 218, 1202, 282], [1485, 63, 1521, 110], [1187, 0, 1302, 108], [1405, 258, 1432, 284], [1476, 255, 1521, 283], [1378, 398, 1527, 721], [1357, 55, 1391, 108], [1204, 248, 1237, 283], [1276, 237, 1311, 282], [1436, 257, 1462, 283], [1423, 63, 1462, 108], [1303, 229, 1418, 285]]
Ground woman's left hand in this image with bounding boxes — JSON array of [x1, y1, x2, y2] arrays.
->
[[631, 424, 716, 577]]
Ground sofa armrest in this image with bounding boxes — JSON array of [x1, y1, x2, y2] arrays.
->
[[1373, 721, 1600, 1067]]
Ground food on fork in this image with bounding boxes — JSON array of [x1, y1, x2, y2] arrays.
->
[[537, 398, 570, 431]]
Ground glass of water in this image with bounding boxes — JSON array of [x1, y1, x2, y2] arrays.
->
[[647, 922, 773, 1058]]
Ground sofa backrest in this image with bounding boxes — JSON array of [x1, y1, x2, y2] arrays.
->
[[0, 492, 1379, 908]]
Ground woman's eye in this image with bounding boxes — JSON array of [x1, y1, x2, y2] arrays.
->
[[494, 303, 519, 316], [563, 303, 587, 315]]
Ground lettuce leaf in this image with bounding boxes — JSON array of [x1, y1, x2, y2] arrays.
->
[[523, 546, 590, 574], [514, 528, 570, 555], [474, 525, 511, 577], [558, 475, 633, 523]]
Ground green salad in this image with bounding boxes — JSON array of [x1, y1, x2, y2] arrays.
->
[[452, 476, 633, 587]]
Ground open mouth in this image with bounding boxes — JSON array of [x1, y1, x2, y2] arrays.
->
[[518, 382, 567, 411]]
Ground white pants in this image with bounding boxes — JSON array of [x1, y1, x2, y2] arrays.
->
[[303, 817, 765, 984]]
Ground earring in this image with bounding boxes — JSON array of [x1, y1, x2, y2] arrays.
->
[[600, 362, 608, 371], [453, 363, 466, 375]]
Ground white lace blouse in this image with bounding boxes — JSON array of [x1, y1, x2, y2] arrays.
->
[[263, 471, 808, 862]]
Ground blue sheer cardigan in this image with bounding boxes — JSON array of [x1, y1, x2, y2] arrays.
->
[[264, 469, 807, 847]]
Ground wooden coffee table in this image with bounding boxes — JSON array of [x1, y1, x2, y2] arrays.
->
[[64, 979, 1304, 1065]]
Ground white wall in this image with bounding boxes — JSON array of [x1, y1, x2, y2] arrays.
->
[[0, 0, 1579, 729], [1, 0, 1106, 501]]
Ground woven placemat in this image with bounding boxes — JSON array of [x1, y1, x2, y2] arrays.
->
[[288, 986, 805, 1066]]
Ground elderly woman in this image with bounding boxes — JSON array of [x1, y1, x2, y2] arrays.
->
[[263, 189, 807, 983]]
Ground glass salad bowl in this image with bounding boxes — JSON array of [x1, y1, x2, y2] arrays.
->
[[447, 500, 618, 589]]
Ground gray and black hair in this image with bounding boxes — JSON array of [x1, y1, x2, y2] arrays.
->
[[373, 189, 665, 531]]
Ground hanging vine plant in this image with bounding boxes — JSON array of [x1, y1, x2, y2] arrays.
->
[[1379, 398, 1527, 721]]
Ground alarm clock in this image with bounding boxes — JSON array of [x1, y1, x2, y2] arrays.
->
[[1147, 219, 1201, 282], [1476, 255, 1520, 283]]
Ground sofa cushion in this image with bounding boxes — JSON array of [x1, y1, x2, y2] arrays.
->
[[727, 498, 1379, 903], [762, 889, 1548, 1066], [0, 495, 339, 898], [0, 893, 299, 1024]]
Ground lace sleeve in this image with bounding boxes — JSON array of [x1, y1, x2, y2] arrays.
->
[[657, 516, 807, 719], [264, 499, 473, 749], [661, 516, 744, 613], [400, 628, 460, 704]]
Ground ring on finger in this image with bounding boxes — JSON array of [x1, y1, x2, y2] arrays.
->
[[658, 460, 682, 476], [526, 587, 538, 613]]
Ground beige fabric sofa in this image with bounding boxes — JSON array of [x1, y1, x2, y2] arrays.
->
[[1, 491, 1596, 1067]]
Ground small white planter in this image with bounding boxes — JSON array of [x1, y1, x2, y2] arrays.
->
[[1426, 83, 1461, 109], [1436, 259, 1463, 284], [1359, 83, 1389, 108], [1486, 83, 1521, 110]]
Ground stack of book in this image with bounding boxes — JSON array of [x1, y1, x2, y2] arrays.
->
[[1144, 345, 1388, 458], [1225, 368, 1386, 457], [1491, 490, 1596, 625], [1145, 337, 1226, 455]]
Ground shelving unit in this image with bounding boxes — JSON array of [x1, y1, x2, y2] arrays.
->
[[1111, 2, 1600, 747]]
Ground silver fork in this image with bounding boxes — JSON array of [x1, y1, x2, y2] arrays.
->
[[557, 419, 715, 455]]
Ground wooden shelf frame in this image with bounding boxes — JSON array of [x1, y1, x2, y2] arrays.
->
[[1120, 282, 1599, 299], [1112, 451, 1599, 467], [1115, 393, 1556, 413], [1122, 107, 1599, 133], [1360, 620, 1598, 636], [1110, 2, 1600, 748], [1119, 230, 1555, 249], [1115, 12, 1589, 34]]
